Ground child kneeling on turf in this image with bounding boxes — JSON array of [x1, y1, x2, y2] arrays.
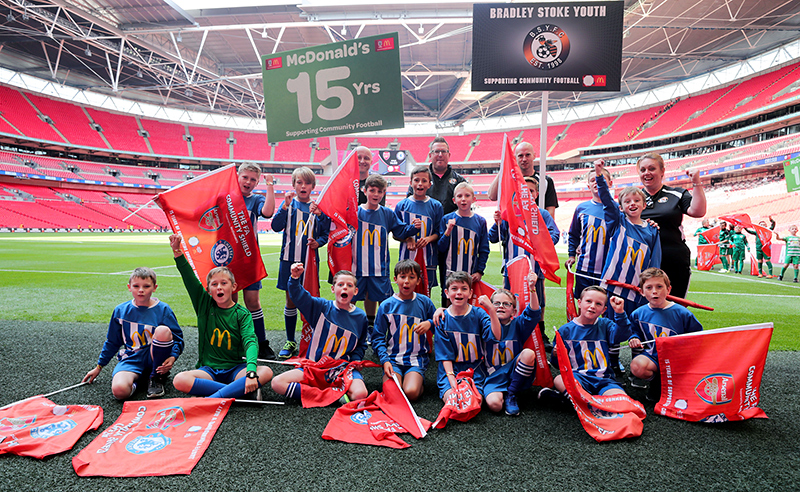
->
[[83, 267, 184, 400], [435, 271, 500, 405], [271, 265, 369, 403], [540, 286, 631, 403], [373, 259, 436, 401], [629, 268, 703, 401], [169, 234, 272, 399], [483, 272, 542, 416]]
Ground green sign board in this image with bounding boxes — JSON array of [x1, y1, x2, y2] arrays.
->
[[261, 33, 404, 143], [786, 156, 800, 193]]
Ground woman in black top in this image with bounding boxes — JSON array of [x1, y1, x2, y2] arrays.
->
[[638, 153, 706, 298]]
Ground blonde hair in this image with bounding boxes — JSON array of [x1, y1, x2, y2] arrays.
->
[[491, 288, 517, 310], [237, 162, 262, 176], [206, 266, 235, 287], [454, 182, 474, 195], [618, 186, 647, 205], [291, 166, 316, 187], [637, 152, 665, 171], [588, 168, 611, 182]]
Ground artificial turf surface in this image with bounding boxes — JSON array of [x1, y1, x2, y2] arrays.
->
[[1, 233, 799, 490]]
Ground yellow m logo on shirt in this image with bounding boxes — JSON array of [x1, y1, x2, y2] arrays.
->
[[399, 323, 416, 344], [493, 346, 514, 366], [363, 228, 381, 247], [210, 328, 232, 350], [586, 223, 606, 244], [130, 330, 150, 350], [458, 237, 474, 256], [583, 347, 607, 371], [295, 218, 308, 238], [624, 246, 646, 270], [323, 333, 347, 357], [458, 341, 478, 362]]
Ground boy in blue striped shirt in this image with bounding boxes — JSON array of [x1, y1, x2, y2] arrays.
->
[[372, 259, 436, 401]]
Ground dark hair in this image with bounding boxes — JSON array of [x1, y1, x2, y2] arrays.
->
[[410, 165, 433, 181], [364, 174, 387, 191], [639, 267, 670, 289], [579, 285, 607, 302], [332, 270, 357, 284], [429, 136, 449, 152], [445, 270, 472, 289], [394, 259, 422, 278]]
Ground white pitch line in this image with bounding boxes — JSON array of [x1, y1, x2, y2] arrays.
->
[[695, 270, 800, 290], [690, 292, 799, 298], [0, 269, 183, 277]]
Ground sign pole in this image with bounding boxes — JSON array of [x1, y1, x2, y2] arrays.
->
[[328, 136, 338, 171], [539, 90, 548, 210]]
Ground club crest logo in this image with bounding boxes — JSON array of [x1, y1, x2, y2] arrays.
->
[[523, 25, 571, 70], [658, 197, 669, 203], [147, 406, 186, 430], [29, 419, 77, 439], [199, 206, 223, 232], [695, 373, 734, 405], [325, 362, 349, 384], [126, 432, 171, 454], [587, 404, 623, 419], [334, 225, 357, 248], [0, 415, 36, 432], [382, 151, 391, 160], [211, 239, 234, 267], [350, 410, 372, 425]]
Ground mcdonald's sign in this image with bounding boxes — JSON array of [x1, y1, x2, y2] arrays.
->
[[323, 333, 348, 358], [210, 328, 232, 350], [363, 228, 381, 247]]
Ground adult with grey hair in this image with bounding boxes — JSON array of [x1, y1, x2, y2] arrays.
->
[[637, 152, 706, 299]]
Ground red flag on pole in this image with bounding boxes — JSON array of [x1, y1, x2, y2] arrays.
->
[[432, 369, 482, 429], [413, 247, 430, 297], [506, 255, 554, 389], [316, 150, 360, 275], [698, 225, 721, 244], [497, 134, 561, 284], [719, 215, 773, 255], [0, 397, 103, 459], [156, 165, 266, 292], [749, 253, 759, 275], [469, 279, 497, 313], [554, 333, 646, 442], [298, 221, 320, 357], [566, 269, 579, 321], [655, 323, 772, 422], [73, 398, 232, 477], [697, 244, 720, 271]]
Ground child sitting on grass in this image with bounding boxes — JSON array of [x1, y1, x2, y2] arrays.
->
[[169, 234, 272, 399], [83, 267, 184, 400], [540, 286, 631, 404], [482, 272, 541, 416], [628, 268, 703, 402], [271, 265, 369, 403]]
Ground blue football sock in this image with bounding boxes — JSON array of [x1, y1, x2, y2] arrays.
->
[[150, 338, 174, 378], [286, 381, 301, 400], [284, 307, 297, 342], [208, 377, 260, 399], [508, 360, 536, 395], [188, 378, 226, 396], [251, 309, 266, 343]]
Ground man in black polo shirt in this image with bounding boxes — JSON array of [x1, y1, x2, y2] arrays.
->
[[487, 141, 558, 219]]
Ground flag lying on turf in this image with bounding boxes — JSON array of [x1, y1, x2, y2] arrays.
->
[[322, 378, 432, 449], [497, 134, 561, 284], [298, 226, 320, 357], [0, 397, 102, 459], [432, 369, 482, 429], [294, 356, 380, 408], [697, 244, 720, 271], [73, 398, 231, 477], [554, 332, 646, 442], [156, 164, 266, 292], [506, 255, 554, 389], [316, 150, 359, 275], [655, 323, 772, 423]]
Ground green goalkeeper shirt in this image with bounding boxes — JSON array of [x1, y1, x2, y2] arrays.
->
[[730, 232, 747, 252], [175, 254, 258, 372]]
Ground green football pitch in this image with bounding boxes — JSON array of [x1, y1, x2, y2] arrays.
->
[[1, 233, 798, 490]]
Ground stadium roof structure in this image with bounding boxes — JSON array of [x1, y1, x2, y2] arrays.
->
[[1, 0, 799, 131]]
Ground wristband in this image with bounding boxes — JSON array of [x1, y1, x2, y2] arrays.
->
[[446, 371, 455, 376]]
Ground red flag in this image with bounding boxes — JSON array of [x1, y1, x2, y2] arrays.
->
[[506, 256, 554, 389], [655, 323, 772, 422], [432, 369, 482, 429], [719, 213, 753, 228], [73, 398, 231, 477], [298, 227, 320, 357], [317, 150, 360, 275], [376, 376, 432, 439], [497, 134, 561, 284], [749, 253, 759, 275], [720, 215, 773, 255], [156, 165, 266, 292], [566, 269, 579, 321], [469, 279, 497, 313], [699, 225, 720, 244], [0, 397, 102, 459], [322, 392, 410, 449], [413, 247, 430, 297], [295, 356, 380, 408], [697, 244, 720, 271], [554, 333, 646, 442]]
